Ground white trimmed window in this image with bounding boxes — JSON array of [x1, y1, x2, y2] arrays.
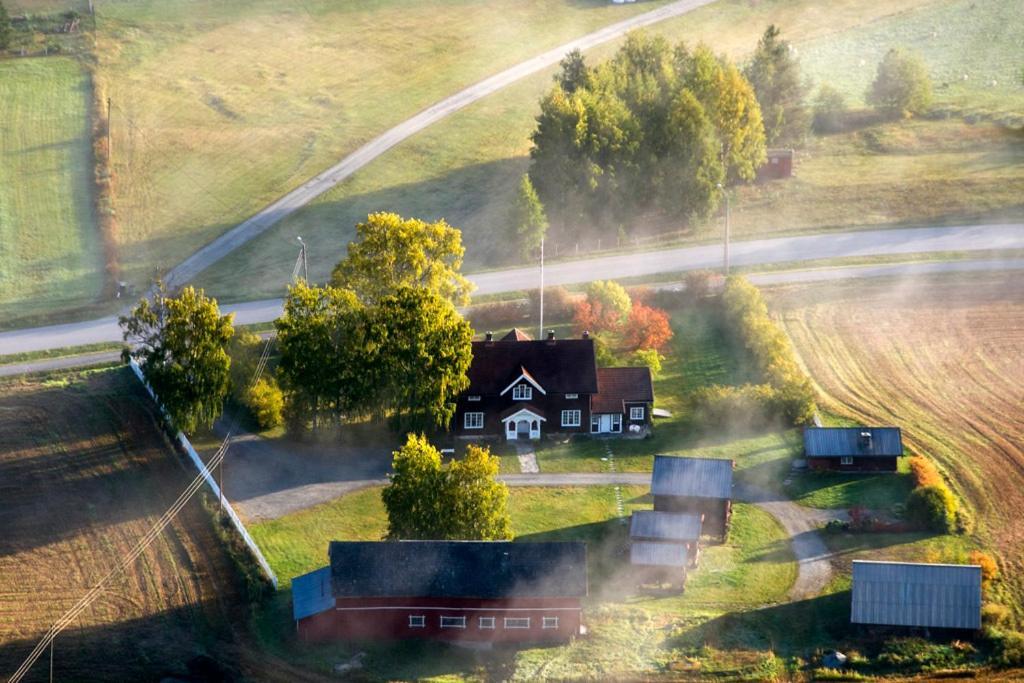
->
[[478, 616, 495, 629], [440, 615, 467, 629], [464, 412, 484, 429], [630, 406, 644, 421], [840, 456, 854, 465], [565, 393, 578, 400], [611, 414, 622, 432], [467, 395, 481, 402], [504, 617, 530, 629], [513, 384, 532, 401], [542, 617, 559, 629], [590, 416, 600, 433], [561, 410, 581, 427], [409, 615, 425, 628]]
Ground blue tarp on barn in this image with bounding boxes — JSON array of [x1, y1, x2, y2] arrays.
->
[[292, 566, 333, 621]]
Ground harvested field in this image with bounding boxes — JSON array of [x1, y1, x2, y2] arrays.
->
[[0, 368, 242, 681], [772, 273, 1024, 602]]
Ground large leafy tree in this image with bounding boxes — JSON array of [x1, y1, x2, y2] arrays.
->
[[573, 280, 632, 334], [556, 48, 590, 94], [511, 173, 548, 260], [0, 2, 12, 50], [369, 287, 473, 432], [867, 48, 933, 118], [744, 25, 809, 145], [382, 434, 512, 540], [331, 212, 474, 307], [120, 284, 234, 433]]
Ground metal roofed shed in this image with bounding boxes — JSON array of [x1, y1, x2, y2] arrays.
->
[[629, 510, 702, 542], [630, 541, 689, 567], [804, 427, 904, 472], [851, 560, 982, 630], [650, 456, 734, 540]]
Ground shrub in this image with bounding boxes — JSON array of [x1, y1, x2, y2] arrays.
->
[[592, 333, 619, 367], [982, 603, 1012, 629], [909, 455, 943, 488], [969, 551, 999, 586], [867, 48, 933, 118], [875, 637, 970, 672], [683, 269, 717, 302], [989, 629, 1024, 667], [528, 285, 577, 322], [247, 378, 283, 430], [468, 300, 528, 332], [812, 84, 849, 134], [628, 348, 664, 378], [573, 280, 632, 334], [906, 484, 957, 533], [691, 383, 780, 431], [623, 303, 673, 352]]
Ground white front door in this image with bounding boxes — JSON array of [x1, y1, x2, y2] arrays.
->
[[592, 414, 622, 434], [600, 415, 612, 433]]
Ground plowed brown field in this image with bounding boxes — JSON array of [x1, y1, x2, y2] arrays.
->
[[0, 368, 241, 681], [771, 274, 1024, 601]]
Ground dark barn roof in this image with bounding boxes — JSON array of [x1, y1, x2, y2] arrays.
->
[[851, 560, 982, 630], [466, 338, 598, 395], [328, 541, 588, 599], [592, 367, 654, 413], [629, 511, 702, 542], [651, 456, 733, 500], [804, 427, 904, 458], [630, 541, 689, 567]]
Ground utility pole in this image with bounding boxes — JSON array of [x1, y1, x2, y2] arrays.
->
[[106, 97, 112, 160], [538, 237, 545, 340], [297, 236, 308, 281], [49, 636, 53, 683], [717, 183, 731, 276]]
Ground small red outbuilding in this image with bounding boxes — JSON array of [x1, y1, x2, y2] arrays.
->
[[293, 540, 588, 644]]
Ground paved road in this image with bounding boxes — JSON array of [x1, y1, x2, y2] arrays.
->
[[2, 224, 1021, 357], [160, 0, 716, 290]]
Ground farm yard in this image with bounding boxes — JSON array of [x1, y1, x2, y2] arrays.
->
[[0, 57, 104, 327], [0, 368, 243, 681], [773, 273, 1024, 607]]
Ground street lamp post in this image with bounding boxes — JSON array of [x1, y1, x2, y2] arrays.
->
[[717, 183, 731, 276], [296, 236, 309, 282]]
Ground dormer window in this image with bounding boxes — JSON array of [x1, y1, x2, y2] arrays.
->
[[512, 384, 532, 401], [467, 395, 481, 402]]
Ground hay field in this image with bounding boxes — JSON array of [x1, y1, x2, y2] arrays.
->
[[0, 368, 241, 681], [772, 274, 1024, 601], [0, 58, 104, 326]]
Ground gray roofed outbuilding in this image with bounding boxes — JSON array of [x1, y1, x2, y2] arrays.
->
[[328, 540, 588, 599], [629, 510, 702, 542], [851, 560, 982, 630], [804, 427, 903, 458], [630, 541, 689, 567], [651, 456, 733, 500]]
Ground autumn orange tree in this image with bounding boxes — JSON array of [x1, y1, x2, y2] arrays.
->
[[624, 304, 673, 351]]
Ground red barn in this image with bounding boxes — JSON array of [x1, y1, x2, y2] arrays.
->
[[293, 541, 588, 644], [757, 148, 794, 181]]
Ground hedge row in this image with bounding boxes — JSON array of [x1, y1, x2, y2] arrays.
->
[[717, 276, 817, 425]]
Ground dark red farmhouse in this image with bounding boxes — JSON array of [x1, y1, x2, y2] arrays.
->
[[292, 541, 588, 644], [803, 427, 904, 472]]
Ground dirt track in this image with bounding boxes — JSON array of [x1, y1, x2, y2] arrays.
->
[[775, 274, 1024, 600]]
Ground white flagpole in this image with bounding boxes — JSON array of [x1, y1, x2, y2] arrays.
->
[[538, 237, 545, 340]]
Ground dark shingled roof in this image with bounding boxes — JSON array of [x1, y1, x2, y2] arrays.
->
[[630, 541, 689, 567], [501, 328, 533, 341], [629, 510, 702, 542], [328, 541, 588, 599], [592, 367, 654, 413], [804, 427, 904, 458], [651, 456, 733, 500], [499, 402, 546, 420], [466, 339, 598, 395], [851, 561, 982, 629]]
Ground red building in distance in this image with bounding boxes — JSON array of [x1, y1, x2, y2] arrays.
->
[[293, 541, 588, 644]]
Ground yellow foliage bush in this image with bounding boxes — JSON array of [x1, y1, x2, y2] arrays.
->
[[909, 455, 943, 488]]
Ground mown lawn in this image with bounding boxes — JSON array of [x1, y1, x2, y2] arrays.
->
[[784, 465, 915, 513], [0, 57, 104, 327]]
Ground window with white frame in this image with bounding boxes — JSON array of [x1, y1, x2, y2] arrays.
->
[[630, 406, 644, 420], [611, 414, 622, 432], [504, 617, 530, 629], [467, 395, 481, 402], [542, 617, 559, 629], [478, 616, 495, 629], [840, 456, 854, 465], [590, 416, 599, 433], [561, 409, 581, 427], [440, 615, 467, 629], [408, 615, 425, 628], [565, 393, 578, 399], [464, 412, 484, 429], [512, 384, 532, 401]]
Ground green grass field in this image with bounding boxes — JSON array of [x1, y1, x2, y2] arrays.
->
[[194, 0, 1024, 305], [0, 57, 104, 325]]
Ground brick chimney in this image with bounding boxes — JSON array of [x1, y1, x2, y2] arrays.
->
[[582, 330, 590, 339], [546, 330, 555, 343], [485, 331, 493, 342]]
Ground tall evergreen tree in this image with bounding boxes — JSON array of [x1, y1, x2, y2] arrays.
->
[[744, 25, 809, 145], [511, 173, 548, 260], [556, 48, 590, 94]]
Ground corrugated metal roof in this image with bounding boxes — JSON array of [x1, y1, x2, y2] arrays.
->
[[292, 566, 333, 621], [804, 427, 903, 457], [630, 541, 689, 567], [651, 456, 733, 499], [329, 541, 588, 599], [851, 561, 982, 629], [629, 511, 702, 541]]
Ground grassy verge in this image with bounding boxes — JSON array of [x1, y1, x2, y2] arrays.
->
[[0, 57, 104, 327], [0, 341, 123, 366]]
